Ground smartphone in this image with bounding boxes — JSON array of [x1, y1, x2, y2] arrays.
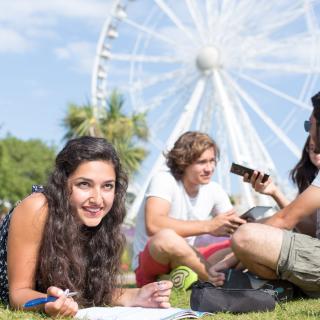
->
[[240, 206, 272, 221], [230, 163, 270, 183]]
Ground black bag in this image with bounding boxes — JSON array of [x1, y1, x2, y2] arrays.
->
[[222, 269, 296, 302], [190, 281, 276, 313]]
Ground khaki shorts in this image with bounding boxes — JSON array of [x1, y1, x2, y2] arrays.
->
[[277, 230, 320, 297]]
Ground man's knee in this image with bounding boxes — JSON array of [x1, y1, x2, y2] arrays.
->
[[232, 223, 283, 262], [149, 228, 187, 255], [231, 223, 260, 254]]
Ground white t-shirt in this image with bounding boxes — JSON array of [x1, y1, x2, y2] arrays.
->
[[311, 172, 320, 239], [132, 169, 233, 270]]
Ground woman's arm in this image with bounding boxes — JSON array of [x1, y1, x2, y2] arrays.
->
[[112, 281, 172, 308], [7, 193, 48, 309], [7, 193, 78, 317], [244, 172, 290, 209]]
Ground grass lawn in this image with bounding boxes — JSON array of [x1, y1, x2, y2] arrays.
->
[[1, 289, 320, 320]]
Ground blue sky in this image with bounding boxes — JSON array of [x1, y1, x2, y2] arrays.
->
[[0, 0, 113, 147]]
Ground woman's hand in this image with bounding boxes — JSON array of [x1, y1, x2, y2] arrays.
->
[[44, 286, 78, 318], [244, 171, 277, 196], [244, 171, 290, 209], [131, 281, 173, 308]]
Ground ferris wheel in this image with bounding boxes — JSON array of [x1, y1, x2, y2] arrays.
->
[[91, 0, 320, 221]]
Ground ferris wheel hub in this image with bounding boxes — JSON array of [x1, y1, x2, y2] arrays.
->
[[196, 46, 220, 73]]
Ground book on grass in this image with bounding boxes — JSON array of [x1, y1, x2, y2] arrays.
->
[[76, 306, 210, 320]]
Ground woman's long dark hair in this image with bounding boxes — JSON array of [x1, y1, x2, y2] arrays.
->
[[36, 136, 128, 306], [290, 92, 320, 193], [312, 92, 320, 154], [290, 136, 318, 193]]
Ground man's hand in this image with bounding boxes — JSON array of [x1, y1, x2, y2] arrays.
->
[[208, 252, 240, 286], [208, 265, 226, 287], [208, 210, 246, 236]]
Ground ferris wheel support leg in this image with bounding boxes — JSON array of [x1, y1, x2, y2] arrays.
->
[[212, 70, 255, 208], [126, 78, 206, 223]]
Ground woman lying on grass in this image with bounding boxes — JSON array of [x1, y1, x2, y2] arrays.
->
[[0, 136, 172, 318]]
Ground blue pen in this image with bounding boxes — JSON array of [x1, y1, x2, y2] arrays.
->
[[23, 289, 78, 308]]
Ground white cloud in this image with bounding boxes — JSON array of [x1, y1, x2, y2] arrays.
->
[[0, 28, 31, 53], [0, 0, 112, 25], [55, 47, 71, 60], [54, 41, 96, 74], [0, 0, 112, 54]]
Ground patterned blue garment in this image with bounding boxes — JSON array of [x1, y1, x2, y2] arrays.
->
[[0, 210, 13, 304]]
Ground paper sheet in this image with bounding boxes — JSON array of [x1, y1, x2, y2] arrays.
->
[[76, 306, 207, 320]]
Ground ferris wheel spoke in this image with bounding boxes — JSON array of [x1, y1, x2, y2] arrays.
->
[[300, 72, 320, 102], [211, 70, 256, 207], [163, 77, 207, 148], [137, 73, 199, 113], [299, 42, 320, 101], [220, 0, 250, 31], [197, 86, 215, 132], [299, 4, 320, 101], [211, 71, 244, 162], [232, 92, 277, 170], [245, 61, 320, 74], [127, 77, 207, 220], [253, 32, 318, 57], [235, 72, 312, 111], [151, 78, 204, 134], [205, 0, 216, 34], [154, 0, 198, 43], [306, 3, 319, 31], [220, 0, 237, 18], [110, 53, 181, 64], [258, 7, 304, 37], [123, 18, 180, 47], [205, 1, 222, 43], [149, 76, 195, 125], [223, 71, 301, 158], [151, 84, 193, 133], [185, 0, 207, 44], [128, 69, 187, 92]]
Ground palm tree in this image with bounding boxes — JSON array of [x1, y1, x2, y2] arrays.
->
[[62, 91, 149, 176], [63, 104, 104, 139]]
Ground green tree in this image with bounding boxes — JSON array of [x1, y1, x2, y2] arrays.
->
[[63, 91, 148, 176], [0, 136, 56, 213], [63, 104, 103, 139]]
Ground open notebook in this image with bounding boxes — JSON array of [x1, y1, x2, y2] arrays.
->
[[76, 307, 210, 320]]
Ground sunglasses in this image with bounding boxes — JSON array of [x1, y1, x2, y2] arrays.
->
[[306, 145, 315, 153], [304, 120, 311, 132]]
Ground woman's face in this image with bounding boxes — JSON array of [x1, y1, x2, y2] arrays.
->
[[308, 138, 320, 169], [68, 160, 116, 227], [310, 114, 318, 143]]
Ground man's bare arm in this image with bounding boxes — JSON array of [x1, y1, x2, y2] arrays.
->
[[265, 185, 320, 229], [145, 196, 245, 237]]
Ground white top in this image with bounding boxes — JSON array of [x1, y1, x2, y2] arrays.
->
[[311, 172, 320, 239], [132, 169, 233, 270]]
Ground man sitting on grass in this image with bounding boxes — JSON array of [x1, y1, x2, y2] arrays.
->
[[132, 131, 246, 288], [219, 92, 320, 298]]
